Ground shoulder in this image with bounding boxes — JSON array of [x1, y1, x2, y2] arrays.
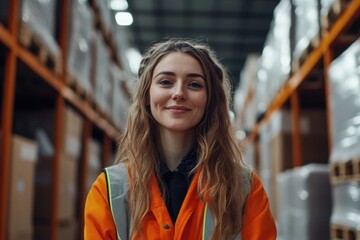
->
[[241, 170, 277, 239]]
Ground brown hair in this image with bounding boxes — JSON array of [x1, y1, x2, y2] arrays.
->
[[116, 38, 251, 239]]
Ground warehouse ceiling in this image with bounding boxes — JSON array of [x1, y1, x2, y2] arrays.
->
[[125, 0, 280, 89]]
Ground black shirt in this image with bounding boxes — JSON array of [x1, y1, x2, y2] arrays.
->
[[159, 149, 198, 224]]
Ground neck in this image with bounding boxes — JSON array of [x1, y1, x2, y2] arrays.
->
[[159, 128, 195, 171]]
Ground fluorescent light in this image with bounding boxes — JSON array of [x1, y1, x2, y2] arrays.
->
[[126, 48, 142, 74], [115, 12, 133, 26], [110, 0, 128, 11]]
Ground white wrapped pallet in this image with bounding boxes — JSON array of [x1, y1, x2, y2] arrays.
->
[[234, 54, 259, 132], [67, 0, 93, 94], [277, 164, 332, 240], [20, 0, 60, 58], [256, 0, 292, 116], [292, 0, 321, 61], [91, 31, 110, 115], [109, 63, 130, 130], [331, 182, 360, 233], [328, 38, 360, 164]]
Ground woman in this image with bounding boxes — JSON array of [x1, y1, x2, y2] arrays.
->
[[84, 39, 276, 239]]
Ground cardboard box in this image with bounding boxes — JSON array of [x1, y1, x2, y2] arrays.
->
[[8, 135, 38, 240], [259, 109, 329, 219], [13, 107, 83, 160], [34, 155, 78, 222], [34, 219, 78, 240]]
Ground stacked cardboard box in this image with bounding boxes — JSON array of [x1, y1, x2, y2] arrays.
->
[[33, 107, 83, 239], [6, 135, 38, 240], [259, 109, 329, 219]]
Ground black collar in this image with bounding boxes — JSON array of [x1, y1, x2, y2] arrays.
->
[[159, 148, 198, 176]]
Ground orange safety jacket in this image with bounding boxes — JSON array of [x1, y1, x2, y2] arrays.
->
[[84, 165, 277, 240]]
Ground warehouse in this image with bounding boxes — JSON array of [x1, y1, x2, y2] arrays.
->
[[0, 0, 359, 239]]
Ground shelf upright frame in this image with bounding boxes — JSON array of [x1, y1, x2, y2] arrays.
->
[[0, 0, 20, 239], [77, 118, 92, 239], [50, 0, 71, 238], [290, 90, 302, 167], [245, 0, 360, 147]]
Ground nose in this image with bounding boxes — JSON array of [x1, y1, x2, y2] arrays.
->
[[172, 83, 186, 101]]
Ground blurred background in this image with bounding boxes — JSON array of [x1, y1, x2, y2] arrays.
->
[[0, 0, 359, 239]]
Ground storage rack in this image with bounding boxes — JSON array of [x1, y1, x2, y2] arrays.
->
[[243, 0, 360, 168], [0, 0, 123, 239]]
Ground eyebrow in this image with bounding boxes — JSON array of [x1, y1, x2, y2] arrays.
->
[[153, 71, 205, 80]]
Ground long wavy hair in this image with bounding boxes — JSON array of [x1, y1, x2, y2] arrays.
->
[[116, 39, 251, 239]]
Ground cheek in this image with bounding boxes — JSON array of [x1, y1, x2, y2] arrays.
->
[[149, 87, 165, 108]]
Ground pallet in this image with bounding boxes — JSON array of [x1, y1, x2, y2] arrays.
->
[[321, 0, 353, 32], [291, 34, 321, 73], [331, 223, 360, 240], [18, 23, 62, 75], [89, 0, 111, 40], [331, 157, 360, 184], [66, 73, 95, 107]]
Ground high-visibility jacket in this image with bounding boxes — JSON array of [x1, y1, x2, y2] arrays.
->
[[84, 164, 277, 240]]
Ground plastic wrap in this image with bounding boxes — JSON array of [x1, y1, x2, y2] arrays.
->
[[320, 0, 335, 16], [21, 0, 60, 57], [328, 38, 360, 162], [292, 0, 320, 60], [277, 164, 332, 240], [67, 0, 93, 93], [109, 63, 129, 130], [97, 0, 112, 34], [256, 0, 292, 116], [92, 32, 110, 113], [331, 182, 360, 230]]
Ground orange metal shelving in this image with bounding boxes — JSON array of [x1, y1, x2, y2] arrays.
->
[[244, 0, 360, 149], [0, 0, 123, 239]]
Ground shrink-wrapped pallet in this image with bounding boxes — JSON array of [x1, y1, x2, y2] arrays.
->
[[234, 54, 259, 132], [292, 0, 320, 62], [90, 32, 110, 114], [256, 0, 292, 116], [67, 0, 93, 94], [109, 63, 130, 130], [331, 182, 360, 231], [328, 38, 360, 163], [20, 0, 60, 58], [277, 164, 332, 240]]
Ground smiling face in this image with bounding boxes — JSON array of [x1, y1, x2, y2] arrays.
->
[[149, 52, 208, 135]]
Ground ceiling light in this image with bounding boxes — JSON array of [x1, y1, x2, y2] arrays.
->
[[115, 12, 133, 26], [110, 0, 128, 10], [125, 48, 142, 74]]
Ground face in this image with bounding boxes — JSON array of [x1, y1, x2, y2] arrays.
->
[[149, 52, 207, 135]]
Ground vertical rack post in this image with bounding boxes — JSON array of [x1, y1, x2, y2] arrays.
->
[[50, 96, 64, 240], [290, 90, 303, 167], [103, 135, 112, 168], [77, 118, 92, 238], [50, 0, 70, 238], [0, 0, 20, 239]]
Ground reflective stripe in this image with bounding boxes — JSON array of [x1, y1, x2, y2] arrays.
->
[[104, 163, 131, 240], [105, 164, 251, 240], [202, 203, 242, 240]]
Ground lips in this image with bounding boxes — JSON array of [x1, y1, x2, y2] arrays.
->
[[166, 106, 191, 111]]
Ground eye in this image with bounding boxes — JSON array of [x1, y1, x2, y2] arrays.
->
[[159, 79, 173, 86], [188, 81, 203, 89]]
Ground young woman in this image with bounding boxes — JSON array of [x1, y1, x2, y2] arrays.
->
[[84, 39, 277, 239]]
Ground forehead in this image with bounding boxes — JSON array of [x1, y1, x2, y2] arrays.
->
[[152, 52, 204, 77]]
